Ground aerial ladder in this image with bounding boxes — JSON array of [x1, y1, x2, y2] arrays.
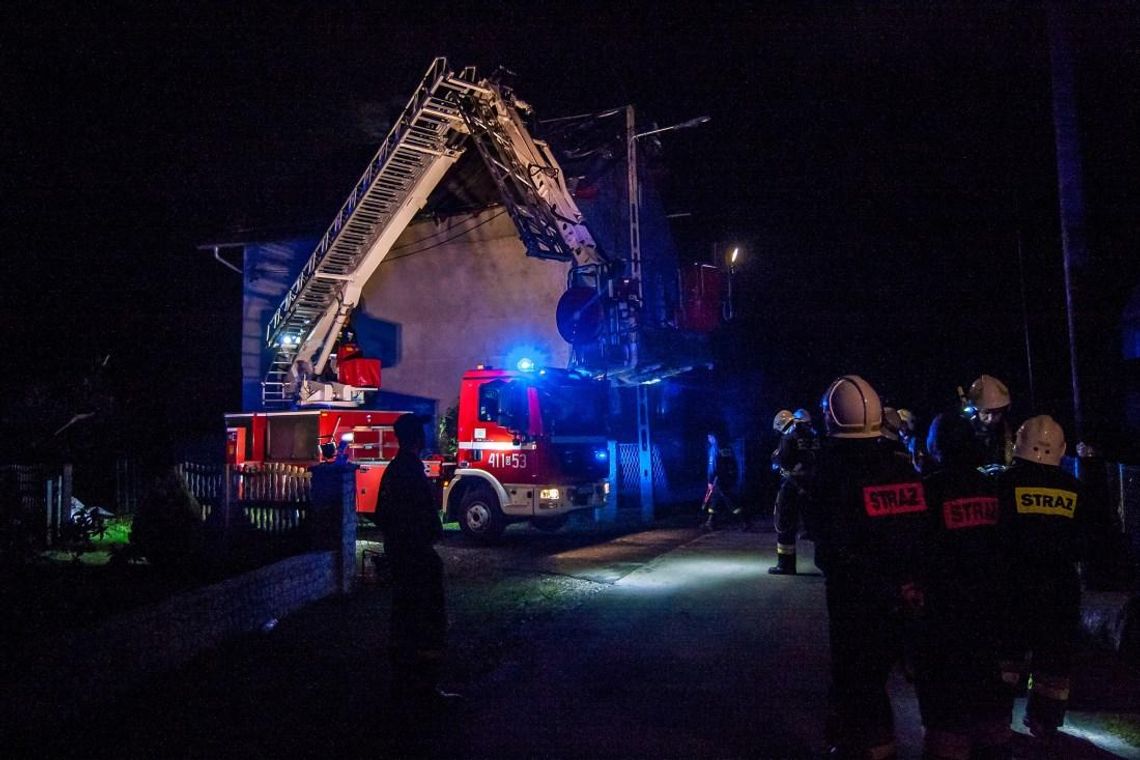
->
[[262, 58, 637, 407]]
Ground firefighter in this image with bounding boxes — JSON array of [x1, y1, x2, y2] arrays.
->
[[966, 374, 1014, 469], [700, 430, 738, 530], [768, 407, 819, 575], [915, 412, 1012, 759], [806, 375, 928, 760], [997, 415, 1100, 740], [895, 408, 930, 474], [373, 413, 456, 719], [879, 407, 914, 467]]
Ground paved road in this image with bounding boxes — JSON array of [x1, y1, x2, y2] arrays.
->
[[438, 528, 836, 759], [39, 522, 1140, 759]]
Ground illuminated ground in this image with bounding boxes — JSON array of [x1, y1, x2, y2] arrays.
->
[[31, 518, 1140, 758]]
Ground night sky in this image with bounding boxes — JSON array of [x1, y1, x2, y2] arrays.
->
[[4, 3, 1140, 466]]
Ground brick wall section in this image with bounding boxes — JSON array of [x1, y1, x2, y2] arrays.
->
[[7, 551, 339, 726], [6, 463, 361, 728]]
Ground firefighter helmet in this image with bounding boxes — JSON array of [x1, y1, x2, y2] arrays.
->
[[881, 407, 902, 441], [1014, 415, 1066, 466], [821, 375, 882, 439], [968, 374, 1011, 412], [793, 408, 812, 424], [773, 409, 795, 434]]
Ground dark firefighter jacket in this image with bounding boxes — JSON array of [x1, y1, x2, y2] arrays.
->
[[774, 424, 820, 480], [997, 460, 1098, 566], [921, 465, 1008, 614], [972, 416, 1014, 468], [807, 438, 928, 590], [375, 449, 443, 556]]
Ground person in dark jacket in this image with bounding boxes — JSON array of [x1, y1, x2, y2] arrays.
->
[[965, 374, 1014, 470], [997, 415, 1103, 739], [916, 412, 1012, 759], [374, 413, 451, 715], [769, 408, 820, 574], [700, 430, 738, 530], [805, 375, 928, 760]]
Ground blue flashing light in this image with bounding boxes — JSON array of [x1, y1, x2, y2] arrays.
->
[[593, 448, 609, 463], [505, 344, 547, 375]]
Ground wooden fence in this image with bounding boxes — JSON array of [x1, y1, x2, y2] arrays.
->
[[0, 464, 71, 548], [176, 462, 312, 536]]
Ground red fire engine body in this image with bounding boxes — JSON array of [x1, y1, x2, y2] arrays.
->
[[226, 366, 610, 541]]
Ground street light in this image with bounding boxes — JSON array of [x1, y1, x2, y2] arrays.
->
[[725, 246, 741, 322], [631, 115, 712, 142]]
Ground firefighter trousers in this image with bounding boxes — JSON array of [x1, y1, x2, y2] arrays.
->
[[824, 575, 903, 758], [773, 477, 807, 547], [1005, 565, 1080, 733], [915, 600, 1011, 758]]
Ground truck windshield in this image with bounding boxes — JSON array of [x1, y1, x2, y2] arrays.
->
[[538, 382, 606, 437]]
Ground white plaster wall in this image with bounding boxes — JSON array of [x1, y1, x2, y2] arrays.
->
[[358, 206, 572, 407]]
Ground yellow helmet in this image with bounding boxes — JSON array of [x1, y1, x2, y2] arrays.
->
[[822, 375, 882, 439], [968, 374, 1011, 412], [773, 409, 795, 434], [1014, 415, 1066, 466]]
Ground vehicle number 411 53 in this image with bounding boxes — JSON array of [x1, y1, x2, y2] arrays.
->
[[487, 452, 527, 469]]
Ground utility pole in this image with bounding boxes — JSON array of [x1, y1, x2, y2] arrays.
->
[[626, 107, 711, 523], [627, 106, 654, 522]]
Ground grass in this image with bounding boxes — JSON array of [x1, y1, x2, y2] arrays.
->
[[1102, 714, 1140, 747], [4, 515, 309, 642], [41, 516, 133, 566]]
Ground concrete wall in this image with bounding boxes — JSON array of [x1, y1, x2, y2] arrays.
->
[[358, 206, 572, 409]]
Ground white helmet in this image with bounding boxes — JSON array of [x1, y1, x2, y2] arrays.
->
[[881, 407, 901, 441], [793, 408, 812, 424], [821, 375, 882, 439], [773, 409, 795, 434], [1014, 415, 1066, 466], [968, 374, 1011, 412]]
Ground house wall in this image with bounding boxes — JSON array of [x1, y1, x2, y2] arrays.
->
[[240, 237, 317, 412], [356, 206, 572, 410]]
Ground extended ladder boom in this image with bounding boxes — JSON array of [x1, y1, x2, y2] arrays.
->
[[262, 59, 616, 407], [460, 81, 605, 269], [262, 59, 481, 405]]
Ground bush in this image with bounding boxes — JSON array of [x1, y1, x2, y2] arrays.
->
[[129, 469, 204, 573], [58, 504, 107, 562]]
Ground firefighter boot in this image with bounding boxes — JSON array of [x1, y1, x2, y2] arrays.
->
[[768, 549, 797, 575], [701, 509, 717, 531]]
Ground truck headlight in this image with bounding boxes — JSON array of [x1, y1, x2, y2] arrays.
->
[[539, 488, 560, 500]]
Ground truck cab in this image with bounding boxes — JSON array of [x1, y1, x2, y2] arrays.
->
[[445, 365, 611, 540]]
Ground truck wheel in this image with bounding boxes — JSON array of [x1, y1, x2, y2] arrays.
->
[[532, 515, 568, 533], [459, 486, 505, 542]]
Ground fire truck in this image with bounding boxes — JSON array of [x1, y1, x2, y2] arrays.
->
[[226, 363, 611, 540], [225, 58, 655, 540]]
